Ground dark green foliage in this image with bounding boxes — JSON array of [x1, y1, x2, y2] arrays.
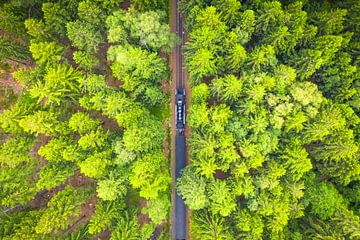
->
[[0, 37, 30, 63], [304, 174, 343, 220]]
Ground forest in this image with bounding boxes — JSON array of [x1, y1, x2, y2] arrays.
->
[[0, 0, 174, 239], [176, 0, 360, 239], [1, 0, 360, 239]]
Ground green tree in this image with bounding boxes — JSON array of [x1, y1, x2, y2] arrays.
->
[[67, 20, 103, 52], [97, 173, 128, 201], [38, 137, 74, 162], [0, 37, 30, 64], [211, 74, 243, 102], [208, 179, 236, 216], [142, 193, 170, 224], [68, 112, 101, 134], [187, 48, 217, 85], [29, 40, 64, 66], [78, 127, 108, 150], [304, 174, 344, 220], [0, 136, 33, 168], [214, 0, 242, 27], [281, 140, 312, 181], [78, 151, 110, 179], [177, 166, 208, 210], [311, 9, 347, 35], [73, 50, 99, 69], [333, 207, 360, 239], [110, 210, 140, 240], [88, 200, 124, 235], [36, 162, 75, 191], [35, 186, 91, 234], [0, 161, 38, 207], [18, 111, 59, 136], [29, 64, 83, 105], [235, 209, 264, 240], [122, 120, 164, 152], [129, 150, 170, 199], [191, 211, 231, 240], [107, 45, 166, 90], [225, 42, 247, 72], [246, 45, 277, 72]]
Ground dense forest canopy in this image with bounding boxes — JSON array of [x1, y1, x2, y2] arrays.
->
[[176, 0, 360, 239], [1, 0, 360, 239], [0, 0, 173, 239]]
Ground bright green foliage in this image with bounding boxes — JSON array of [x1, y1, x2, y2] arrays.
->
[[29, 64, 83, 105], [97, 173, 128, 201], [67, 21, 103, 52], [142, 193, 170, 224], [107, 9, 176, 51], [29, 41, 64, 66], [78, 151, 110, 179], [191, 83, 210, 104], [0, 93, 38, 134], [0, 136, 33, 168], [129, 151, 170, 199], [113, 140, 137, 167], [122, 121, 164, 152], [214, 0, 242, 27], [77, 1, 106, 27], [78, 127, 108, 150], [191, 211, 231, 240], [0, 160, 38, 207], [25, 18, 51, 41], [236, 9, 255, 44], [38, 137, 74, 162], [225, 42, 247, 72], [88, 200, 124, 235], [208, 179, 236, 216], [187, 48, 217, 86], [281, 140, 312, 181], [0, 1, 171, 239], [181, 0, 360, 238], [36, 162, 75, 191], [246, 45, 277, 72], [304, 175, 344, 220], [177, 166, 208, 210], [211, 74, 243, 101], [79, 74, 109, 94], [110, 210, 140, 240], [35, 186, 91, 234], [108, 45, 166, 88], [24, 1, 72, 41], [235, 209, 264, 240], [68, 112, 101, 134], [73, 50, 99, 69], [18, 111, 59, 136], [42, 2, 71, 38]]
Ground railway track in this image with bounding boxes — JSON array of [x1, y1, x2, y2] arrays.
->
[[172, 0, 187, 239]]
